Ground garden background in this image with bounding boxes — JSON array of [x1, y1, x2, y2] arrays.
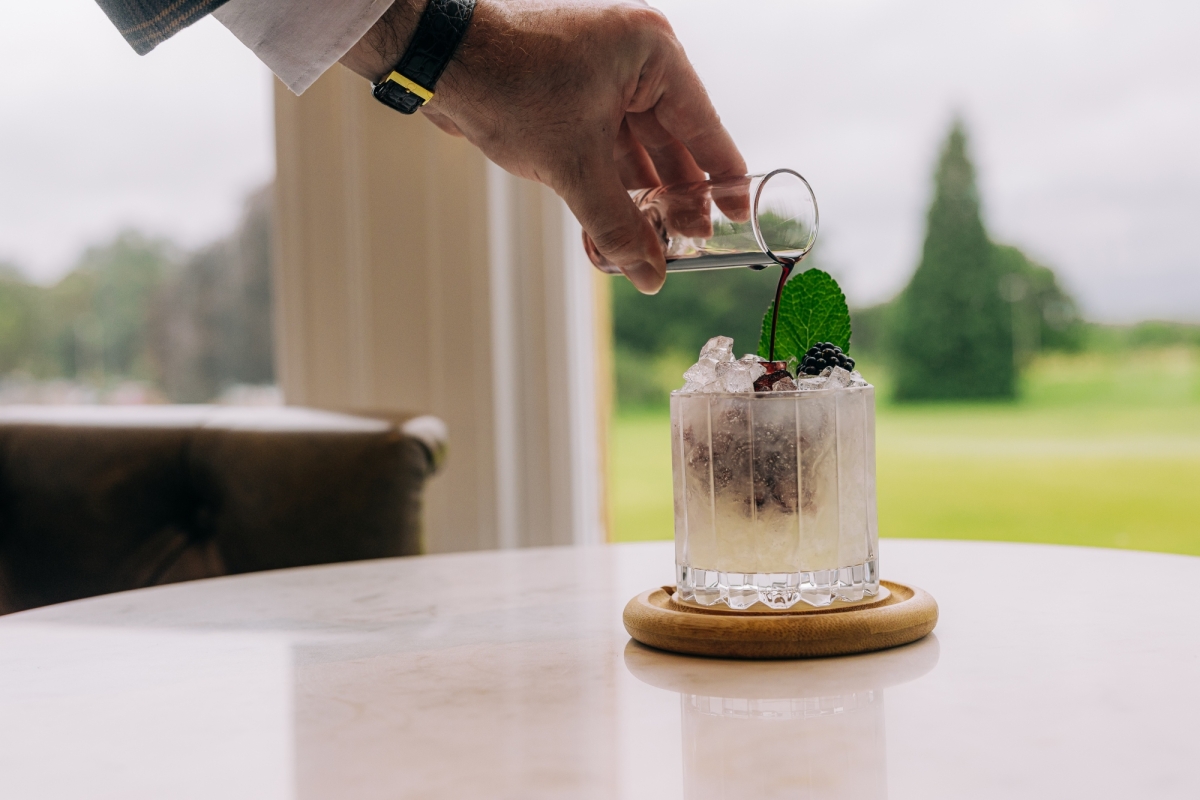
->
[[1, 2, 1197, 557], [610, 123, 1200, 556]]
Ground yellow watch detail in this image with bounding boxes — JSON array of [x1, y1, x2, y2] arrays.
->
[[385, 72, 434, 104]]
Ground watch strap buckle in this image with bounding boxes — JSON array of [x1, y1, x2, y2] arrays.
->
[[383, 71, 434, 105]]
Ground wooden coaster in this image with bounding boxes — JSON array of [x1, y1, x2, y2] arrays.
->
[[623, 580, 938, 659]]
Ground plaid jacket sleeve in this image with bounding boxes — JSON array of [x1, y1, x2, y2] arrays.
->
[[95, 0, 233, 54]]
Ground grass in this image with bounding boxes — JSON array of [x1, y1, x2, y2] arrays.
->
[[608, 347, 1200, 556]]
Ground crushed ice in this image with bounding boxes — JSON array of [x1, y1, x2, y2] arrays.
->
[[771, 375, 798, 391], [680, 337, 870, 393], [822, 366, 855, 389]]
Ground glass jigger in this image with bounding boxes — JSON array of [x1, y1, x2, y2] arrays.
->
[[583, 169, 819, 272]]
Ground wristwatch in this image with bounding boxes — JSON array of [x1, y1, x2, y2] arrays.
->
[[372, 0, 477, 115]]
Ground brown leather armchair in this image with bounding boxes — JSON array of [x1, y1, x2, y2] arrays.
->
[[0, 406, 446, 614]]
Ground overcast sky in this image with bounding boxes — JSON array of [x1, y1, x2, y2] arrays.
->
[[1, 1, 1197, 321], [0, 4, 273, 281]]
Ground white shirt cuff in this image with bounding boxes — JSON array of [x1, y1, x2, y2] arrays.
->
[[215, 0, 394, 95]]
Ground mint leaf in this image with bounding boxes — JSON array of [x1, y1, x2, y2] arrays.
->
[[757, 268, 852, 361]]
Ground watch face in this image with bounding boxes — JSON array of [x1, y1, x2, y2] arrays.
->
[[373, 81, 424, 115]]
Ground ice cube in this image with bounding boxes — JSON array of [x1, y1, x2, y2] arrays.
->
[[716, 359, 764, 393], [699, 336, 735, 363], [824, 366, 854, 390], [714, 362, 743, 392], [795, 376, 826, 391], [849, 371, 870, 387], [681, 337, 776, 393], [683, 361, 716, 387], [772, 376, 798, 391]]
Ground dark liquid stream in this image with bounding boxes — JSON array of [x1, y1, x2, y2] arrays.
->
[[767, 258, 795, 362]]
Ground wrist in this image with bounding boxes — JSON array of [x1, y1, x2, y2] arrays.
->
[[430, 0, 496, 110], [340, 0, 425, 83]]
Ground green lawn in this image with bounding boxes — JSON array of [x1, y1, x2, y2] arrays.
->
[[608, 347, 1200, 556]]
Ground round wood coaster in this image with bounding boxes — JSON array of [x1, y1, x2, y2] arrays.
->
[[623, 580, 938, 659]]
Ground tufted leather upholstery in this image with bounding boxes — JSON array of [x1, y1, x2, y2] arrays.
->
[[0, 406, 446, 614]]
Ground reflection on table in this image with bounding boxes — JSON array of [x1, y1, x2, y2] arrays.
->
[[625, 637, 940, 799]]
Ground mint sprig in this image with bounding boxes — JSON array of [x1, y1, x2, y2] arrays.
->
[[757, 268, 852, 362]]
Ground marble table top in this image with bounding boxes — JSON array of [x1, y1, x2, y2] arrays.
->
[[1, 539, 1198, 799]]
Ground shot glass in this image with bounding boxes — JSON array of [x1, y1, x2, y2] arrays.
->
[[671, 385, 880, 609], [584, 169, 819, 273]]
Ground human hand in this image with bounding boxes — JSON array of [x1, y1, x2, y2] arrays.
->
[[345, 0, 746, 294]]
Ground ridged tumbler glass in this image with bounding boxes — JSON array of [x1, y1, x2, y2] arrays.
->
[[671, 386, 880, 609]]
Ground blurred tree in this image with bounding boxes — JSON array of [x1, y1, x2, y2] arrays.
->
[[855, 246, 1082, 371], [613, 264, 782, 360], [42, 233, 177, 382], [889, 121, 1014, 400], [0, 189, 274, 402], [1082, 320, 1200, 351], [844, 302, 893, 359], [0, 264, 42, 375], [1124, 321, 1200, 348], [992, 244, 1085, 360], [149, 187, 274, 401]]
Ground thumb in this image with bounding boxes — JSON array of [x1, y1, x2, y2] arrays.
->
[[555, 158, 667, 295]]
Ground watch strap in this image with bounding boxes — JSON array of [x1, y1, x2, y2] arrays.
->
[[373, 0, 476, 115]]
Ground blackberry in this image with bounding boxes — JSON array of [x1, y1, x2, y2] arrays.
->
[[798, 342, 855, 376]]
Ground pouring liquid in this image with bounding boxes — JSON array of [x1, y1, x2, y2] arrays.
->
[[766, 259, 795, 362]]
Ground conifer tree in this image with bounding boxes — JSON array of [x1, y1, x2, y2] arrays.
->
[[890, 121, 1014, 400]]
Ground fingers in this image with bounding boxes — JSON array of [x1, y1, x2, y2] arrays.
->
[[625, 110, 706, 186], [710, 174, 753, 226], [626, 110, 712, 238], [614, 118, 661, 190], [647, 46, 750, 222], [554, 152, 667, 294], [651, 55, 746, 179], [709, 172, 751, 225]]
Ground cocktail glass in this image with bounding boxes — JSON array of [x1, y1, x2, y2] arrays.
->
[[671, 385, 879, 609]]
